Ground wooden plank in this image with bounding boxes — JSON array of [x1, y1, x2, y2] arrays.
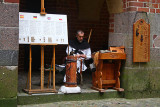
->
[[29, 45, 32, 90], [40, 0, 46, 15], [102, 80, 116, 84], [53, 46, 55, 89], [23, 89, 57, 94], [99, 53, 126, 60], [102, 63, 115, 80], [133, 19, 150, 62], [30, 43, 57, 45], [41, 46, 44, 89], [91, 86, 106, 92], [114, 60, 121, 88]]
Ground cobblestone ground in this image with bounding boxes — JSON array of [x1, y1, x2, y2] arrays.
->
[[18, 98, 160, 107]]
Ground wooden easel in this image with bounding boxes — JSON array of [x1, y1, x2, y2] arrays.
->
[[24, 44, 57, 94]]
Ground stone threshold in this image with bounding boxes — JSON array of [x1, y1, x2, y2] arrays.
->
[[17, 89, 124, 105]]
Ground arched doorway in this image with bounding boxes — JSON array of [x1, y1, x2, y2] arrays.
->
[[18, 0, 110, 92]]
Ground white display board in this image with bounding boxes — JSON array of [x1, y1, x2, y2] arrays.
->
[[19, 12, 68, 44]]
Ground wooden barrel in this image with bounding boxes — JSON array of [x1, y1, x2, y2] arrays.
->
[[65, 55, 77, 87]]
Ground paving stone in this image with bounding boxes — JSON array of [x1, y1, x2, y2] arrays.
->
[[17, 98, 160, 107]]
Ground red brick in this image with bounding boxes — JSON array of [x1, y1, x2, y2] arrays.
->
[[152, 0, 156, 3], [123, 8, 127, 12], [109, 29, 114, 32], [123, 0, 127, 3], [109, 19, 114, 23], [152, 4, 158, 8], [111, 24, 114, 27], [157, 0, 160, 3], [127, 7, 137, 11], [5, 0, 19, 3], [127, 2, 129, 7], [123, 3, 127, 8], [127, 0, 138, 1], [110, 14, 114, 17], [156, 9, 160, 13], [138, 8, 149, 12], [129, 2, 143, 7], [138, 0, 149, 2], [150, 9, 155, 13]]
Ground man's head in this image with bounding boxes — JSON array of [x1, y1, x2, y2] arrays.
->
[[76, 30, 84, 43]]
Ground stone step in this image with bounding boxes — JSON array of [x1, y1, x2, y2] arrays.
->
[[17, 89, 124, 105]]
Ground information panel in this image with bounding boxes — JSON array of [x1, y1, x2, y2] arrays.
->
[[133, 19, 150, 62], [19, 12, 68, 44]]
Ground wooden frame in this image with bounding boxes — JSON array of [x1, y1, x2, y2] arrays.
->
[[24, 44, 57, 94], [133, 19, 150, 62]]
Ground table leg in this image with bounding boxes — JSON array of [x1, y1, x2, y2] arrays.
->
[[98, 60, 103, 89], [114, 60, 124, 92]]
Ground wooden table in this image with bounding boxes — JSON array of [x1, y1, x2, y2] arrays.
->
[[92, 47, 126, 92]]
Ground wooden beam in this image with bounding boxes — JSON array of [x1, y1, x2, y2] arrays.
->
[[40, 0, 46, 15], [53, 45, 55, 89], [29, 45, 32, 90], [41, 46, 44, 89]]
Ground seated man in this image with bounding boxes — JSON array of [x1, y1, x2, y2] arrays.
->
[[64, 30, 92, 82], [67, 30, 91, 72]]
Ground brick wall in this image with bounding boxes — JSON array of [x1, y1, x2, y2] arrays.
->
[[109, 14, 114, 33], [109, 0, 160, 33], [123, 0, 160, 13], [108, 0, 160, 98], [19, 0, 110, 71]]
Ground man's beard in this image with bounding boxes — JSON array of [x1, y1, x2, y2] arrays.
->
[[77, 39, 83, 43], [79, 40, 83, 43]]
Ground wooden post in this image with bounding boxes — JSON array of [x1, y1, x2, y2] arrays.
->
[[88, 29, 92, 43], [40, 0, 46, 15], [53, 45, 55, 89], [114, 60, 124, 92], [41, 46, 44, 89], [80, 59, 83, 85], [29, 45, 32, 90]]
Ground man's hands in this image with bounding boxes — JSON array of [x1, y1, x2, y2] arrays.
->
[[76, 54, 86, 58]]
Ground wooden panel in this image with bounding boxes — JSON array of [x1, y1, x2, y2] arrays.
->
[[102, 63, 115, 80], [102, 80, 116, 84], [110, 46, 125, 53], [133, 19, 150, 62], [99, 53, 126, 60]]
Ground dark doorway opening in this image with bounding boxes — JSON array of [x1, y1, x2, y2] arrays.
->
[[18, 0, 110, 93]]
